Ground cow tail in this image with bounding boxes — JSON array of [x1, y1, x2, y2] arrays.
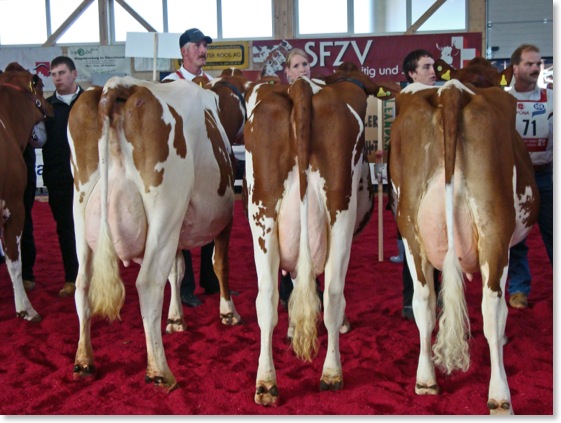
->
[[88, 88, 125, 321], [287, 78, 321, 362], [432, 81, 471, 374]]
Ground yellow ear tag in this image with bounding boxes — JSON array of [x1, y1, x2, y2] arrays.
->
[[442, 70, 451, 81], [500, 75, 507, 86], [376, 87, 390, 98], [437, 65, 443, 71], [199, 82, 203, 87]]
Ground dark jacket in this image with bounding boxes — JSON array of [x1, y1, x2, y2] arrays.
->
[[42, 87, 83, 187]]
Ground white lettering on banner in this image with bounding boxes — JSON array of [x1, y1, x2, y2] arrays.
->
[[304, 40, 373, 67]]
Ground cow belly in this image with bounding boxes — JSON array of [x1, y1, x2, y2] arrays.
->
[[278, 178, 328, 276], [85, 178, 147, 265], [417, 173, 479, 273]]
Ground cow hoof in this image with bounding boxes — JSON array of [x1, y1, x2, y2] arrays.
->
[[73, 364, 96, 379], [254, 384, 279, 406], [415, 382, 439, 395], [220, 312, 242, 325], [16, 310, 41, 322], [165, 318, 187, 333], [145, 375, 178, 392], [488, 399, 513, 415], [320, 377, 343, 391]]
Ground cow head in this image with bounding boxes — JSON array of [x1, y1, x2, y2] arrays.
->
[[434, 57, 514, 88], [0, 62, 53, 121]]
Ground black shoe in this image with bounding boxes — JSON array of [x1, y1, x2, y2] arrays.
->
[[203, 285, 220, 295], [401, 306, 415, 321], [181, 293, 202, 307]]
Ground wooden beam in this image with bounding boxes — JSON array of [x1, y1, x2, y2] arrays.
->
[[274, 0, 293, 39], [404, 0, 447, 35], [115, 0, 157, 32], [43, 0, 94, 46], [98, 0, 109, 46], [468, 0, 486, 55]]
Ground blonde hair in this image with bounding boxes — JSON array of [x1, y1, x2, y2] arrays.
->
[[286, 48, 309, 68]]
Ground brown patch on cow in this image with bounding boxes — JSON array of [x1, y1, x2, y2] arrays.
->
[[120, 87, 171, 193], [204, 109, 234, 196], [69, 87, 103, 193], [169, 106, 187, 159]]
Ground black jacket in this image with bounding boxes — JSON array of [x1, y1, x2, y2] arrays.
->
[[42, 87, 83, 187]]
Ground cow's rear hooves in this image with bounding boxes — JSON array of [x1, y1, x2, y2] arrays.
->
[[255, 384, 279, 406], [220, 313, 242, 325], [415, 382, 439, 395], [16, 311, 42, 322], [73, 364, 96, 379], [488, 400, 512, 415], [320, 379, 343, 391], [145, 375, 178, 392]]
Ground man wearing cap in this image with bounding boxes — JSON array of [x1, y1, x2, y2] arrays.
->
[[163, 28, 213, 82], [162, 28, 220, 307]]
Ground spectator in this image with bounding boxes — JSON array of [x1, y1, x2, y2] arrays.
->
[[43, 56, 82, 297], [506, 44, 553, 309], [162, 28, 219, 307]]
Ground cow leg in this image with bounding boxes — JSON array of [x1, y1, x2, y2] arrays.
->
[[2, 207, 40, 322], [73, 246, 96, 378], [213, 217, 241, 325], [136, 239, 178, 391], [320, 254, 348, 392], [165, 250, 187, 334], [482, 263, 513, 415], [404, 240, 439, 395], [251, 227, 280, 406]]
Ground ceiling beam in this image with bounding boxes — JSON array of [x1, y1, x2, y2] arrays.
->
[[404, 0, 447, 35], [115, 0, 157, 32], [43, 0, 94, 47]]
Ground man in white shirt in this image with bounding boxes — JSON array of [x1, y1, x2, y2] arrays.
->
[[506, 44, 553, 309], [162, 28, 220, 307]]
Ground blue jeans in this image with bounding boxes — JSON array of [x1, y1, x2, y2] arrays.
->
[[508, 166, 553, 296]]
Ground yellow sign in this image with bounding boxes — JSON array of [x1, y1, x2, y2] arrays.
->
[[205, 42, 249, 69]]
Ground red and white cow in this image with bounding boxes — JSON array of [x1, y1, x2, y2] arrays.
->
[[68, 75, 245, 391], [244, 70, 399, 405], [389, 59, 539, 414], [0, 63, 52, 322]]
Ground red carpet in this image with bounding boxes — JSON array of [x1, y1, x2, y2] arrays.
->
[[0, 197, 553, 415]]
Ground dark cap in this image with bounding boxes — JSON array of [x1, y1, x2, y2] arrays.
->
[[179, 28, 213, 47]]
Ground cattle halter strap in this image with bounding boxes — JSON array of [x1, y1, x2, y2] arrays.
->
[[213, 80, 247, 119], [0, 81, 49, 118]]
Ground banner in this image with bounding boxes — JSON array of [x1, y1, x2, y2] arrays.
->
[[67, 45, 131, 83], [0, 47, 62, 92], [253, 32, 482, 84]]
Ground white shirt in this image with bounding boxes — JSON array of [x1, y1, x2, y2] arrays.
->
[[162, 66, 213, 82], [507, 86, 553, 166]]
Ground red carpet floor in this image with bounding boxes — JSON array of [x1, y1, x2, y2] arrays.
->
[[0, 197, 554, 415]]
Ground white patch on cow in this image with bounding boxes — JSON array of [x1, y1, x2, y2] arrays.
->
[[401, 82, 437, 94], [245, 84, 265, 123], [511, 165, 535, 245], [438, 79, 475, 96]]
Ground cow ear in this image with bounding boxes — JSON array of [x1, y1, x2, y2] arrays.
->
[[434, 58, 455, 82], [499, 65, 514, 87]]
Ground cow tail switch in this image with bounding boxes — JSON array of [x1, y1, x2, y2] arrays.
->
[[287, 78, 321, 362], [88, 87, 126, 322]]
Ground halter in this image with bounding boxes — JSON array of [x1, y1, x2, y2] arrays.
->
[[212, 80, 247, 120], [0, 80, 50, 118]]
